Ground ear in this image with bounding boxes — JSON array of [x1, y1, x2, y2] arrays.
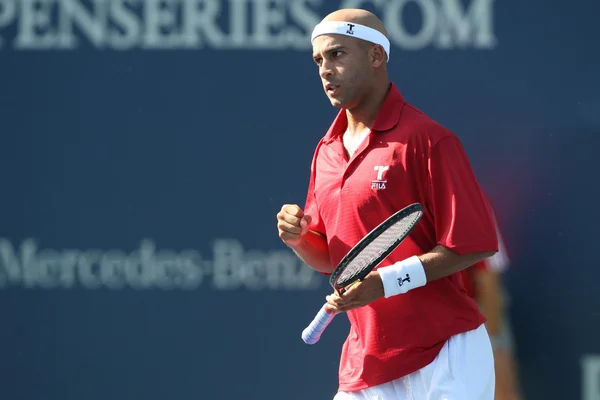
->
[[370, 44, 386, 68]]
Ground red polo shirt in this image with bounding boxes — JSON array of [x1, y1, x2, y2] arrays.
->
[[303, 83, 498, 392]]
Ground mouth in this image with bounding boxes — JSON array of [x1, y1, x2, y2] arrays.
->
[[325, 84, 340, 95]]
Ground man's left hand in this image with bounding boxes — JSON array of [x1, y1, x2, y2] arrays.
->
[[325, 271, 385, 313]]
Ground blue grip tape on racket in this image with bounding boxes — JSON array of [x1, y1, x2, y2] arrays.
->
[[301, 305, 336, 345]]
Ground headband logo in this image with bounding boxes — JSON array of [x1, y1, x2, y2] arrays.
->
[[346, 23, 355, 35]]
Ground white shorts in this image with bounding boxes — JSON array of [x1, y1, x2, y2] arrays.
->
[[333, 324, 495, 400]]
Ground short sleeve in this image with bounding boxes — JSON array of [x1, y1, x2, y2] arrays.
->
[[428, 136, 498, 255], [303, 143, 327, 237]]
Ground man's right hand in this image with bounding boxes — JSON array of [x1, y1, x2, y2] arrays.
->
[[277, 204, 312, 248], [276, 204, 332, 274]]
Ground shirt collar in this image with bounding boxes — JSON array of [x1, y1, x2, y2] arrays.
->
[[322, 82, 405, 144]]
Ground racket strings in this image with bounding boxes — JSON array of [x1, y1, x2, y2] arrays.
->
[[336, 213, 421, 284]]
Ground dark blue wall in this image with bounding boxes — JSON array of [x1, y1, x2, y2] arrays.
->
[[1, 0, 599, 399]]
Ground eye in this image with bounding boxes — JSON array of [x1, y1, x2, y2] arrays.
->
[[332, 51, 343, 58], [314, 57, 323, 66]]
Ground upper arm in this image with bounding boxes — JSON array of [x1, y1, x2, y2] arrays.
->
[[427, 135, 498, 255]]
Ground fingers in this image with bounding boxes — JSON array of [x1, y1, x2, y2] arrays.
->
[[299, 218, 308, 236], [279, 219, 302, 235], [326, 282, 362, 312], [325, 292, 343, 313], [277, 207, 302, 236], [340, 280, 360, 296], [325, 274, 384, 312], [324, 303, 338, 314], [326, 294, 358, 313], [299, 214, 312, 235], [280, 204, 304, 218], [277, 204, 312, 246]]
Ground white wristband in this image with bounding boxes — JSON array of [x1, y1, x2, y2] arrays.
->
[[378, 256, 427, 298]]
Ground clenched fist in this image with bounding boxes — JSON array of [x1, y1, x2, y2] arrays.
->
[[277, 204, 312, 247]]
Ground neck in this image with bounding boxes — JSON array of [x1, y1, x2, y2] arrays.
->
[[345, 79, 390, 136]]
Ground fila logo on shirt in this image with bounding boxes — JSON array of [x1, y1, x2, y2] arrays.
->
[[371, 166, 389, 190], [397, 274, 411, 287]]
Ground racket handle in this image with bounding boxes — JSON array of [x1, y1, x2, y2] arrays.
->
[[301, 305, 336, 345]]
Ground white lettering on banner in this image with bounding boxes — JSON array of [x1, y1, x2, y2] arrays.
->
[[435, 0, 496, 49], [0, 238, 322, 291], [582, 355, 600, 400], [0, 0, 16, 47], [0, 0, 496, 51], [212, 239, 319, 290]]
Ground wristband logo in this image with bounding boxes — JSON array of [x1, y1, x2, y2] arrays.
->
[[397, 273, 411, 287]]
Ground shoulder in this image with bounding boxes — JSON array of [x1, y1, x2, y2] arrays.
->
[[310, 136, 328, 158], [387, 102, 459, 150], [308, 136, 331, 175]]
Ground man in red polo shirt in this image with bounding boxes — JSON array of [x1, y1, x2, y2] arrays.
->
[[276, 8, 499, 399]]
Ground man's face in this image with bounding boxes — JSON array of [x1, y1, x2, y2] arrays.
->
[[312, 34, 372, 110]]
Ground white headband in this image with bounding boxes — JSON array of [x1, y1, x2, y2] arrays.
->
[[311, 21, 390, 62]]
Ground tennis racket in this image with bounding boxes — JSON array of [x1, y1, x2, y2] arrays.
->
[[301, 202, 424, 345]]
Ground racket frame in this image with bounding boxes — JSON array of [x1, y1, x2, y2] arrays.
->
[[328, 202, 424, 290]]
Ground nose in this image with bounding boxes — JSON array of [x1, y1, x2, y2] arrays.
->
[[319, 59, 333, 79]]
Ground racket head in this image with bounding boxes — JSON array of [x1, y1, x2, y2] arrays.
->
[[329, 202, 424, 290]]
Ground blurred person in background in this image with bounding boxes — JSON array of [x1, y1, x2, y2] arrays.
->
[[460, 202, 523, 400]]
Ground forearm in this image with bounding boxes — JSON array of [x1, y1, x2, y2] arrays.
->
[[290, 230, 333, 274], [475, 271, 503, 336], [378, 244, 496, 298], [480, 294, 502, 337], [418, 245, 496, 282]]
